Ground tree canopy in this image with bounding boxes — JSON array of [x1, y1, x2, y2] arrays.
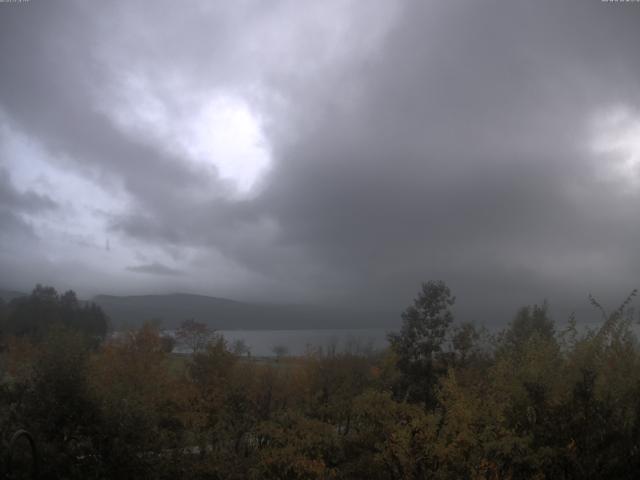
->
[[0, 285, 109, 341], [1, 282, 640, 479]]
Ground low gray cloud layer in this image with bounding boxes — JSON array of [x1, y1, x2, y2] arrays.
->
[[1, 1, 640, 324]]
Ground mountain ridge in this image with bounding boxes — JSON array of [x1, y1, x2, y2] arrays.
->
[[92, 292, 397, 330]]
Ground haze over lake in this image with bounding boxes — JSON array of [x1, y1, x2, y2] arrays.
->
[[172, 328, 389, 357]]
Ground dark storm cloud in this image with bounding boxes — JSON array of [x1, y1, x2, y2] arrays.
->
[[1, 0, 640, 323], [237, 2, 640, 317], [126, 263, 184, 277], [262, 1, 640, 313]]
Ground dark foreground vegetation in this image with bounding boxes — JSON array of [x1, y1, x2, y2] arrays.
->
[[1, 282, 640, 479]]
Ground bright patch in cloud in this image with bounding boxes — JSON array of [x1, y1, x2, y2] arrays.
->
[[591, 106, 640, 186], [185, 96, 270, 194], [100, 73, 271, 196]]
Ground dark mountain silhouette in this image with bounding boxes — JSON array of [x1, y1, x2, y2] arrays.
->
[[93, 293, 398, 330], [0, 289, 27, 303]]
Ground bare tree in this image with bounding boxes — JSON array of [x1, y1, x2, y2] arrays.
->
[[271, 344, 289, 361], [232, 338, 251, 357], [175, 318, 214, 354]]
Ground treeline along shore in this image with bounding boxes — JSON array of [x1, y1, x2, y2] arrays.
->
[[1, 282, 640, 479]]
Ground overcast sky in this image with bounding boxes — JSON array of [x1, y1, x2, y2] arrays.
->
[[1, 0, 640, 324]]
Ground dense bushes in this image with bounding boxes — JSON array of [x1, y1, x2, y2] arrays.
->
[[1, 283, 640, 478]]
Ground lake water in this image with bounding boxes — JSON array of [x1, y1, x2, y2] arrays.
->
[[175, 329, 391, 356]]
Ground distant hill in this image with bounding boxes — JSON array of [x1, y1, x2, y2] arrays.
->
[[93, 293, 399, 331], [0, 289, 27, 303]]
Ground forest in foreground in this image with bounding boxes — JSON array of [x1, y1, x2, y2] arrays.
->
[[1, 282, 640, 479]]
